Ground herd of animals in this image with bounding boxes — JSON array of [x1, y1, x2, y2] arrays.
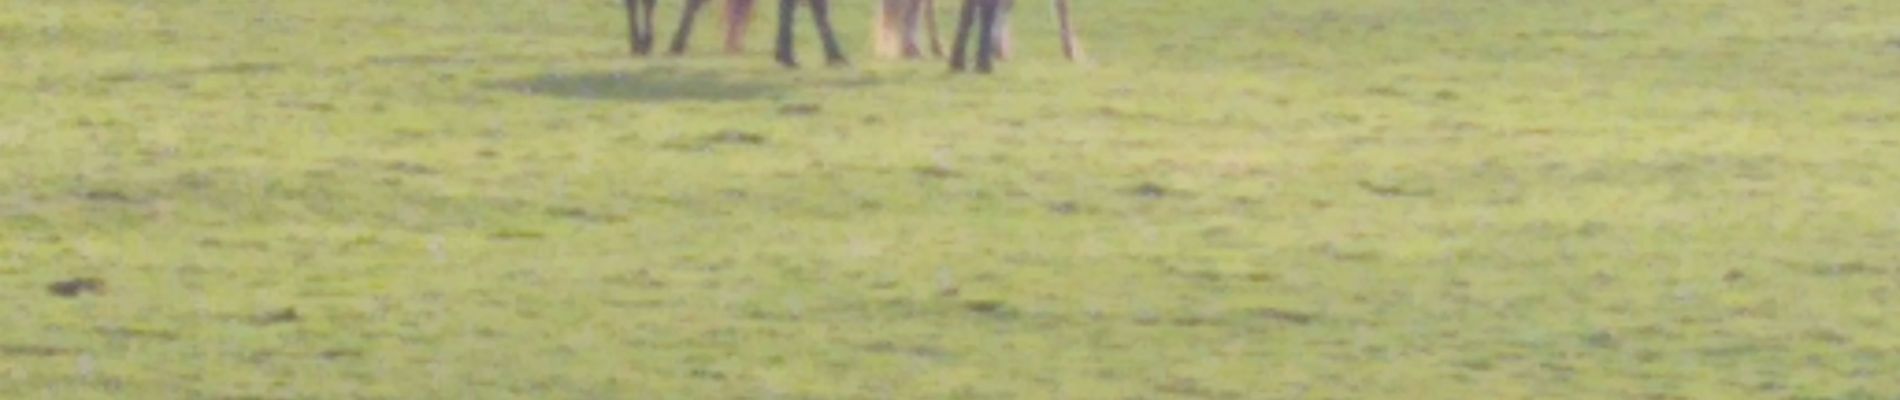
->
[[622, 0, 1082, 73]]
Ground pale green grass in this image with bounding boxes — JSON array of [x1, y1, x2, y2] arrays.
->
[[4, 0, 1899, 398]]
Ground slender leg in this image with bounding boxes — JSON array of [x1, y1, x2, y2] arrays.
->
[[775, 0, 798, 67], [898, 0, 929, 59], [889, 0, 912, 57], [974, 0, 999, 73], [639, 0, 657, 53], [808, 0, 849, 66], [1055, 0, 1083, 61], [874, 0, 901, 58], [949, 0, 977, 71], [725, 0, 756, 53], [992, 0, 1012, 61], [634, 0, 649, 55], [626, 0, 650, 55], [923, 0, 944, 57], [669, 0, 711, 55]]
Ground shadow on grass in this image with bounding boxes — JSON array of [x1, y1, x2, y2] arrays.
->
[[484, 66, 785, 102], [96, 61, 291, 83]]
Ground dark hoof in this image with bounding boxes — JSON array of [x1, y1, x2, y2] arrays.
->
[[635, 37, 660, 54]]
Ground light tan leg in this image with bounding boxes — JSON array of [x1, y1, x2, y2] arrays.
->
[[1055, 0, 1083, 61], [922, 0, 944, 57], [874, 0, 907, 58]]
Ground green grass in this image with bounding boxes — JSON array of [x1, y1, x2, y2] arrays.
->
[[4, 0, 1899, 398]]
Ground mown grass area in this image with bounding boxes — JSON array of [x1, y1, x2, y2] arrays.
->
[[4, 0, 1899, 398]]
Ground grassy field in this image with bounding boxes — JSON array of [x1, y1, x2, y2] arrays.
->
[[4, 0, 1900, 398]]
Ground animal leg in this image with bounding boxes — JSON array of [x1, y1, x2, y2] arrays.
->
[[725, 0, 756, 53], [1055, 0, 1083, 61], [775, 0, 798, 67], [626, 0, 656, 55], [640, 0, 658, 53], [923, 0, 944, 57], [974, 0, 999, 73], [669, 0, 711, 55], [991, 0, 1012, 61], [808, 0, 849, 66], [897, 0, 926, 58], [949, 0, 977, 71], [874, 0, 903, 58]]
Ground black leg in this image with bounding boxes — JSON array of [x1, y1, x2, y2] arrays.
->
[[775, 0, 798, 67], [949, 0, 977, 71], [669, 0, 711, 55], [974, 0, 998, 73], [808, 0, 848, 66]]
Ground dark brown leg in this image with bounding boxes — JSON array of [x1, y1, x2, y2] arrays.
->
[[626, 0, 651, 55], [669, 0, 711, 55], [949, 0, 977, 71], [808, 0, 848, 66], [775, 0, 798, 67], [641, 0, 658, 53], [974, 0, 999, 73]]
